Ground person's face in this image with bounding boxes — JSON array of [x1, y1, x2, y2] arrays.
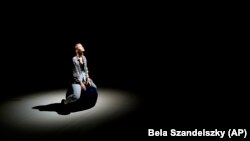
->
[[75, 44, 85, 54]]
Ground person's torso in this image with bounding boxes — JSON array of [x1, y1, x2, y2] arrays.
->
[[73, 56, 86, 72]]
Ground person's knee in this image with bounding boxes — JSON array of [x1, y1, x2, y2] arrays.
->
[[75, 94, 81, 99]]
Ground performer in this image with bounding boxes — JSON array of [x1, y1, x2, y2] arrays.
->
[[61, 43, 97, 105]]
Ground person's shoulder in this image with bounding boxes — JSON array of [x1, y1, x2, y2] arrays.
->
[[72, 56, 77, 61]]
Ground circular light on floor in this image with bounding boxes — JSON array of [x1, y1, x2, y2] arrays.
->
[[0, 88, 138, 136]]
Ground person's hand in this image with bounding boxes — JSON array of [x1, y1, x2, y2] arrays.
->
[[86, 78, 92, 86], [80, 82, 86, 91]]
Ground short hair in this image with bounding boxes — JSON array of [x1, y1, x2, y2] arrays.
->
[[74, 43, 83, 49]]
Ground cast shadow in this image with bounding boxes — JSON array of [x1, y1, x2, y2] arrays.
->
[[33, 85, 98, 115], [32, 102, 95, 115]]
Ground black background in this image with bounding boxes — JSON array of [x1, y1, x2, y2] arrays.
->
[[0, 2, 248, 140]]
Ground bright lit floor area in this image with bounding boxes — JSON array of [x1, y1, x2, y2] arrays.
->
[[0, 88, 139, 140]]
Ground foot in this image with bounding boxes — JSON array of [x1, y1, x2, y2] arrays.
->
[[61, 99, 66, 105]]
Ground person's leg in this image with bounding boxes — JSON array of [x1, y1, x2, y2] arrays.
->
[[64, 84, 81, 104], [81, 72, 97, 89], [65, 85, 72, 98], [81, 72, 95, 88]]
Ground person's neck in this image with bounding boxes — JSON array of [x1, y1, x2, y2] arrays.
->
[[77, 53, 83, 58]]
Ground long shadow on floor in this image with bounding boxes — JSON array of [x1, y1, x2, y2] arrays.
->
[[33, 85, 98, 115], [32, 100, 97, 115]]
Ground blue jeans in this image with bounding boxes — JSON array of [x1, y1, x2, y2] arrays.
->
[[65, 72, 97, 104]]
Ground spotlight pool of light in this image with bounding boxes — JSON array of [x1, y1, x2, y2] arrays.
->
[[0, 88, 138, 137]]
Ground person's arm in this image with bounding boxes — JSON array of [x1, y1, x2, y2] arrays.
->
[[73, 58, 87, 90], [79, 81, 86, 91], [72, 58, 81, 83], [83, 56, 90, 79], [83, 56, 92, 85]]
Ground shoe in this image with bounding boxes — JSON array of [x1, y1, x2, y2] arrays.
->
[[61, 99, 66, 105]]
